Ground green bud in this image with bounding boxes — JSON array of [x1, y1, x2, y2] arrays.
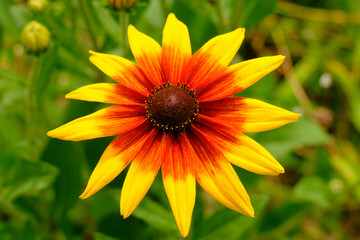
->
[[21, 21, 51, 55], [108, 0, 138, 10], [28, 0, 48, 12]]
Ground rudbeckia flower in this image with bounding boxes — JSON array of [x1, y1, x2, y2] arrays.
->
[[48, 13, 300, 237]]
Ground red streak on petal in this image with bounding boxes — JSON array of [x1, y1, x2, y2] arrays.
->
[[112, 84, 148, 103]]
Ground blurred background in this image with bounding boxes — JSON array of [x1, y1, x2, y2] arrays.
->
[[1, 0, 360, 239]]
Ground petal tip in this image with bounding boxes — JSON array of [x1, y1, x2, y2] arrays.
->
[[47, 130, 55, 138]]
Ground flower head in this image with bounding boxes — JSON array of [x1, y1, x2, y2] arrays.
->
[[48, 13, 300, 237], [108, 0, 137, 10], [21, 21, 50, 54]]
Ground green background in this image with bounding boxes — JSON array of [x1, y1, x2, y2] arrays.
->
[[1, 0, 360, 239]]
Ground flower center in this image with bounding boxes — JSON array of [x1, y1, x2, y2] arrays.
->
[[146, 83, 199, 132]]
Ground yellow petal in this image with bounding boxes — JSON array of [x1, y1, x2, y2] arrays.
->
[[199, 97, 300, 133], [230, 55, 285, 90], [185, 28, 245, 90], [188, 128, 254, 217], [89, 51, 152, 95], [197, 159, 254, 217], [66, 83, 146, 105], [47, 105, 146, 141], [120, 132, 166, 218], [238, 98, 301, 132], [225, 133, 284, 175], [162, 133, 196, 238], [80, 123, 155, 199], [198, 55, 285, 102], [128, 25, 163, 86], [162, 13, 191, 84]]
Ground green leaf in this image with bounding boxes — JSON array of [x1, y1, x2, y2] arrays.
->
[[93, 1, 121, 44], [237, 0, 276, 29], [196, 195, 269, 240], [41, 139, 85, 221], [0, 158, 59, 201], [132, 196, 178, 234], [32, 45, 58, 102], [95, 232, 119, 240], [259, 201, 304, 235], [294, 176, 331, 208], [260, 116, 330, 159]]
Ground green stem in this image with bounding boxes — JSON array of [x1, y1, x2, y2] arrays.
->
[[215, 0, 225, 32], [119, 10, 129, 57], [160, 0, 168, 20], [78, 0, 98, 50], [27, 56, 40, 160]]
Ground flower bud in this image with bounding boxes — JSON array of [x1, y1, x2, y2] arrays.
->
[[28, 0, 48, 12], [21, 21, 51, 55], [108, 0, 138, 10]]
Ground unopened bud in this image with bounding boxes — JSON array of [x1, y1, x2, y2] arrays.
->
[[108, 0, 138, 10], [28, 0, 48, 12], [21, 21, 51, 55]]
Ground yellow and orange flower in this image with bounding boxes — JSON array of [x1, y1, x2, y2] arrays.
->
[[48, 13, 300, 237]]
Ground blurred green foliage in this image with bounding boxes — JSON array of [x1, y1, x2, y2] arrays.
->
[[1, 0, 360, 239]]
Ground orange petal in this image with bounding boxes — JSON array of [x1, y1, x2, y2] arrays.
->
[[188, 127, 254, 217], [47, 105, 147, 141], [162, 13, 191, 84], [193, 122, 284, 176], [66, 83, 147, 105], [198, 55, 285, 102], [184, 28, 245, 92], [79, 123, 155, 199], [199, 97, 300, 133], [120, 131, 166, 218], [162, 132, 196, 237], [128, 25, 163, 86], [89, 51, 153, 95]]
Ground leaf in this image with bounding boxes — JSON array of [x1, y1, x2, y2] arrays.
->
[[93, 1, 121, 44], [196, 195, 269, 240], [294, 176, 331, 208], [95, 232, 119, 240], [260, 116, 330, 159], [259, 201, 304, 235], [0, 158, 59, 201], [41, 139, 85, 220], [237, 0, 276, 29], [132, 196, 178, 234], [32, 45, 58, 102]]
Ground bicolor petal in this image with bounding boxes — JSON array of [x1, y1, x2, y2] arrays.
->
[[199, 97, 300, 133], [128, 25, 163, 86], [79, 123, 154, 199], [188, 127, 254, 216], [120, 131, 166, 218], [66, 83, 147, 105], [89, 51, 153, 95], [162, 133, 196, 238], [184, 28, 245, 93], [162, 13, 192, 84], [193, 122, 284, 175], [198, 55, 285, 102], [47, 105, 147, 141]]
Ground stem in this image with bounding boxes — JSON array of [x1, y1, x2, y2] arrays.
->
[[270, 22, 315, 116], [78, 0, 98, 50], [119, 10, 129, 57], [27, 56, 40, 160], [160, 0, 168, 20], [215, 0, 225, 32]]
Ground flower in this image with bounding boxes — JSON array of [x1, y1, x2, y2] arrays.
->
[[28, 0, 48, 12], [108, 0, 137, 10], [47, 13, 300, 237], [21, 21, 51, 54]]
